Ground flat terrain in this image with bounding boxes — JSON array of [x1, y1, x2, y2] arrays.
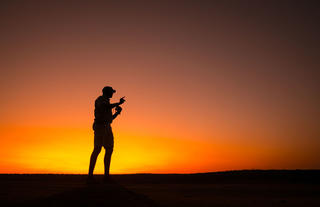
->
[[1, 170, 320, 207]]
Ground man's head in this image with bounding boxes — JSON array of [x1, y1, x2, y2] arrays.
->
[[102, 86, 116, 98]]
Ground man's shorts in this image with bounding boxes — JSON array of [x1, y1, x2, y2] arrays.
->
[[93, 122, 114, 149]]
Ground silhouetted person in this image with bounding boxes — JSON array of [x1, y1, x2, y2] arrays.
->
[[88, 86, 125, 184]]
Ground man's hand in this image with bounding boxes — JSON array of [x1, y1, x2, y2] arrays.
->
[[115, 106, 122, 113], [113, 106, 122, 120], [119, 96, 126, 104]]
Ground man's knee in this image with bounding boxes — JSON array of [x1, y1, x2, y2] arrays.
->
[[105, 147, 113, 155], [93, 146, 102, 154]]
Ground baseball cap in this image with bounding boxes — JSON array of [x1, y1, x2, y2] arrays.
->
[[102, 86, 116, 94]]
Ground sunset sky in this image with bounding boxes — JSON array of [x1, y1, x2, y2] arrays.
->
[[0, 1, 319, 174]]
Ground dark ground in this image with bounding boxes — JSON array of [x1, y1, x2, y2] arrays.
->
[[1, 170, 320, 207]]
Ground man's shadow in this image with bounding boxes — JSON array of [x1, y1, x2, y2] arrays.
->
[[15, 181, 157, 207]]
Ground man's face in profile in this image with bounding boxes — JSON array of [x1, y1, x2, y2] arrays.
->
[[105, 91, 113, 98]]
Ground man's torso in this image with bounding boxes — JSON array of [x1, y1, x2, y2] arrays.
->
[[94, 96, 113, 125]]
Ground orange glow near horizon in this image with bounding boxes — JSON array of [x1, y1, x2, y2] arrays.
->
[[1, 122, 319, 174]]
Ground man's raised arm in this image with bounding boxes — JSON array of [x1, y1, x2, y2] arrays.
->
[[109, 97, 125, 108]]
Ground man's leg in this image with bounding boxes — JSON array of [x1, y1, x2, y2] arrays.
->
[[104, 147, 113, 177], [88, 146, 102, 177]]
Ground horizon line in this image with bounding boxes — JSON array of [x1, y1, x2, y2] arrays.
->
[[1, 169, 319, 175]]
